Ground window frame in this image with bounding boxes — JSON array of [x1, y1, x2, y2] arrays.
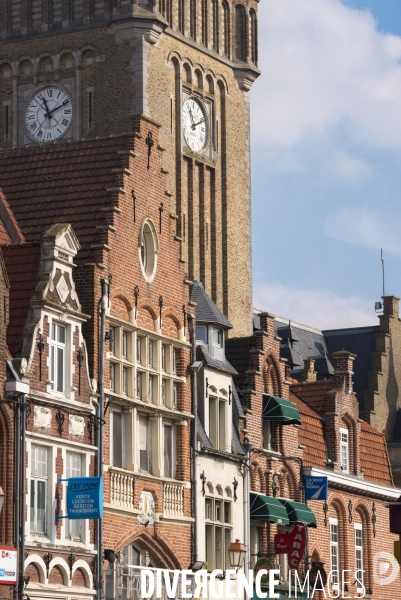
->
[[50, 321, 67, 394], [354, 523, 364, 592], [330, 518, 339, 591], [340, 428, 349, 474], [204, 495, 233, 571], [162, 420, 176, 479], [138, 413, 152, 474], [110, 408, 126, 469], [30, 445, 49, 535], [66, 451, 84, 541]]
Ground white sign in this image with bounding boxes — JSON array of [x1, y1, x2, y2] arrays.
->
[[0, 547, 17, 585]]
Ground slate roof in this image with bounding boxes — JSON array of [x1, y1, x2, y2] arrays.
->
[[0, 137, 127, 262], [290, 392, 327, 469], [360, 421, 393, 486], [190, 281, 232, 328], [196, 345, 238, 375], [2, 243, 41, 355], [225, 335, 254, 389], [323, 326, 379, 410]]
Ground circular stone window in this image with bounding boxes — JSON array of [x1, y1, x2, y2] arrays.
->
[[139, 219, 159, 282]]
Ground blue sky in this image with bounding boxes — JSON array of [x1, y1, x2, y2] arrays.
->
[[251, 0, 401, 328]]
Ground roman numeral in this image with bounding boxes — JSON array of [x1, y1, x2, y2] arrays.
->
[[57, 127, 62, 134], [57, 92, 61, 99], [64, 109, 72, 115], [61, 118, 69, 126], [27, 114, 35, 121], [29, 122, 38, 131], [47, 89, 53, 97], [37, 130, 43, 139], [47, 132, 52, 140]]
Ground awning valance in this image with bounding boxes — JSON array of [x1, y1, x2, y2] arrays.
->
[[263, 394, 301, 425], [278, 499, 317, 528], [250, 492, 290, 525]]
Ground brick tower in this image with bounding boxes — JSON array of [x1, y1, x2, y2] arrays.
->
[[0, 0, 259, 336]]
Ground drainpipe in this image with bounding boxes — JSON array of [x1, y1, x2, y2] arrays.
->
[[188, 313, 198, 566], [243, 438, 252, 600], [98, 279, 108, 600], [91, 398, 100, 597], [19, 394, 27, 600], [14, 395, 20, 600]]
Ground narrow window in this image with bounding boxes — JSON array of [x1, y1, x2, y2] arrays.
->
[[4, 105, 9, 142], [51, 322, 66, 394], [235, 4, 246, 61], [122, 331, 128, 359], [148, 340, 154, 368], [355, 524, 364, 591], [111, 410, 125, 468], [66, 452, 83, 540], [173, 382, 178, 409], [138, 414, 152, 473], [110, 363, 115, 392], [88, 91, 93, 130], [219, 400, 225, 450], [263, 420, 272, 450], [178, 0, 185, 33], [223, 1, 230, 57], [330, 519, 339, 591], [161, 379, 167, 405], [340, 428, 349, 473], [250, 9, 258, 65], [162, 344, 167, 372], [212, 0, 219, 52], [213, 328, 223, 347], [205, 498, 212, 520], [173, 348, 178, 374], [123, 367, 128, 395], [190, 0, 196, 39], [136, 337, 142, 364], [163, 421, 175, 478], [209, 396, 218, 447], [224, 501, 231, 523], [136, 371, 143, 400], [201, 0, 208, 45], [215, 499, 222, 521], [149, 374, 156, 403], [30, 445, 48, 534]]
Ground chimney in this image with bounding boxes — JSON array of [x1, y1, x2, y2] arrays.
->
[[301, 359, 317, 382], [331, 350, 356, 394], [258, 312, 276, 338], [383, 296, 400, 317]]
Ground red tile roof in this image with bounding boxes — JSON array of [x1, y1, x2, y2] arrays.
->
[[1, 243, 41, 355], [290, 392, 327, 468], [0, 137, 127, 261], [290, 380, 334, 415], [360, 421, 394, 486]]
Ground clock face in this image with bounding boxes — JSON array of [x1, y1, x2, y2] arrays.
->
[[182, 97, 208, 153], [25, 86, 73, 142]]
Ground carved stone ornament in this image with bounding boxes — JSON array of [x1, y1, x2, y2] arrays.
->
[[68, 414, 85, 437], [34, 406, 51, 429], [138, 491, 155, 526], [56, 275, 69, 303]]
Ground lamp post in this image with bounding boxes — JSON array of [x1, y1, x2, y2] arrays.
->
[[243, 438, 252, 600]]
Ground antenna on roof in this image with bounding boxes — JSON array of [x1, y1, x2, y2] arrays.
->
[[381, 248, 385, 298]]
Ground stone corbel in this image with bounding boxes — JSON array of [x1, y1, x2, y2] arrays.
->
[[232, 65, 261, 92], [109, 16, 167, 45]]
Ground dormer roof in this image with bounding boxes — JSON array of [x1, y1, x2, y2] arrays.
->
[[189, 281, 233, 329]]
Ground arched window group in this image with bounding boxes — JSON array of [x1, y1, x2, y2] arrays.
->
[[156, 0, 258, 65]]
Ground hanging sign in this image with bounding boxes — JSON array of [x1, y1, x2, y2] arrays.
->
[[305, 476, 328, 500], [0, 548, 17, 585], [66, 476, 103, 520], [274, 522, 306, 569], [253, 557, 273, 588]]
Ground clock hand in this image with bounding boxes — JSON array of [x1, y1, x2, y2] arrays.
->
[[38, 95, 51, 119], [192, 118, 205, 128], [188, 108, 195, 128], [47, 98, 70, 117]]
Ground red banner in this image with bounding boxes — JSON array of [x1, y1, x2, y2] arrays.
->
[[274, 522, 306, 569]]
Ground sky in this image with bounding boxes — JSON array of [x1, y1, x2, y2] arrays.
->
[[251, 0, 401, 329]]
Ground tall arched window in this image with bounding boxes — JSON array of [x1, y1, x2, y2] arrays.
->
[[223, 0, 230, 57], [178, 0, 185, 33], [201, 0, 208, 45], [250, 9, 257, 65], [190, 0, 196, 39], [167, 0, 173, 26], [212, 0, 219, 52], [235, 4, 246, 61]]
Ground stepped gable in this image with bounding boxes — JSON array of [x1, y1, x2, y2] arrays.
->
[[290, 391, 327, 469], [0, 137, 127, 262], [1, 243, 41, 355], [360, 421, 394, 486]]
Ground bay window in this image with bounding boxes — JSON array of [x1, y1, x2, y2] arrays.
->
[[51, 322, 66, 393], [30, 445, 48, 534], [205, 496, 232, 571]]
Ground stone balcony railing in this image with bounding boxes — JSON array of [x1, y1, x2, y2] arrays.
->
[[109, 467, 184, 517]]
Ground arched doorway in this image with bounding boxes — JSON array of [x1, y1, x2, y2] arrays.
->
[[106, 544, 157, 600]]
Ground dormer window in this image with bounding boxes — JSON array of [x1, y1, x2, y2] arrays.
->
[[51, 322, 66, 394], [196, 325, 208, 344], [213, 328, 223, 348], [340, 428, 349, 473]]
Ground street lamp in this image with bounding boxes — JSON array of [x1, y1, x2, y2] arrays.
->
[[0, 487, 5, 516], [228, 539, 247, 570]]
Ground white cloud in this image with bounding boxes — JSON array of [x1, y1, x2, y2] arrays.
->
[[253, 0, 401, 150], [325, 206, 401, 255], [254, 283, 376, 329]]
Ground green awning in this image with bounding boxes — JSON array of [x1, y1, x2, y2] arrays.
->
[[279, 499, 317, 527], [250, 492, 290, 525], [263, 394, 302, 425]]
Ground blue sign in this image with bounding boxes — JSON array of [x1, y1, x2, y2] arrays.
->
[[305, 476, 328, 500], [66, 477, 103, 519]]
